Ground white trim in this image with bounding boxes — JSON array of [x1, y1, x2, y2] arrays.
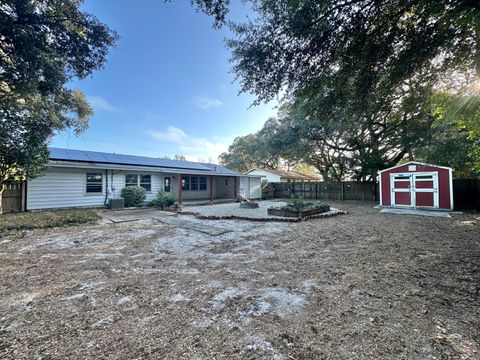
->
[[389, 172, 439, 209], [48, 160, 243, 177], [378, 161, 453, 174], [449, 167, 454, 210], [378, 174, 383, 206]]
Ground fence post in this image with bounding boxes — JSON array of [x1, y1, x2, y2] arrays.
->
[[341, 182, 345, 201]]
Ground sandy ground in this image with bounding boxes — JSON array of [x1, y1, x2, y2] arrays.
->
[[0, 201, 479, 359]]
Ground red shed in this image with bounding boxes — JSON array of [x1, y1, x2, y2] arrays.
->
[[378, 162, 453, 210]]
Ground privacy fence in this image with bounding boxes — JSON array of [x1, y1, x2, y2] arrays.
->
[[262, 182, 378, 202], [262, 180, 480, 210]]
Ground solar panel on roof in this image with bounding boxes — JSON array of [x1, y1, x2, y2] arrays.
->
[[48, 147, 212, 171]]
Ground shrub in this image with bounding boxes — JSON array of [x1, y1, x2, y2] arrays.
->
[[150, 190, 176, 210], [289, 194, 306, 211], [121, 186, 146, 207]]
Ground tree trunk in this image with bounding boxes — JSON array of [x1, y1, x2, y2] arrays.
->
[[0, 183, 5, 215]]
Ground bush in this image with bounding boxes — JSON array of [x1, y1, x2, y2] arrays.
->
[[150, 190, 176, 210], [121, 186, 146, 207], [289, 194, 306, 211]]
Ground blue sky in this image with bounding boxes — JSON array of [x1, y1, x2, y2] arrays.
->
[[52, 0, 277, 162]]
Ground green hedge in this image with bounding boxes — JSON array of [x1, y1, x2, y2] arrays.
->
[[121, 186, 146, 207]]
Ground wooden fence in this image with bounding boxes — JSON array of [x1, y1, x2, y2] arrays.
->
[[262, 179, 480, 210], [1, 182, 25, 213], [262, 181, 378, 202], [453, 179, 480, 210]]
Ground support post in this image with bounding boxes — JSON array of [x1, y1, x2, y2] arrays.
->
[[209, 176, 213, 202], [178, 174, 183, 206], [233, 177, 237, 200]]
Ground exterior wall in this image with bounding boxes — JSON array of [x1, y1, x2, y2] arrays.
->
[[27, 167, 241, 210], [27, 167, 164, 210], [246, 169, 281, 183], [380, 163, 452, 210], [213, 176, 235, 199]]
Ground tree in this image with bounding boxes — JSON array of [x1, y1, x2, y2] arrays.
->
[[219, 128, 282, 172], [192, 0, 480, 176], [0, 0, 117, 212], [174, 154, 187, 161]]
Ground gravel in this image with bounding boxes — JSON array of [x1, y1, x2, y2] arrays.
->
[[182, 200, 343, 219], [0, 201, 478, 359]]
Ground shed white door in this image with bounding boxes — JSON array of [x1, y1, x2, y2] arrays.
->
[[390, 172, 438, 208], [413, 173, 439, 208], [240, 177, 250, 199]]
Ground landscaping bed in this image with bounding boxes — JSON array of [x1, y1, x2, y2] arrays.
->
[[268, 203, 330, 218], [0, 208, 100, 233]]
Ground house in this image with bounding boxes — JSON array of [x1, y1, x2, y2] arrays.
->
[[378, 161, 453, 210], [22, 148, 262, 211], [245, 168, 322, 183]]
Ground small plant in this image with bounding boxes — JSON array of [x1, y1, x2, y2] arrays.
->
[[121, 186, 146, 207], [150, 190, 176, 210], [289, 194, 306, 211]]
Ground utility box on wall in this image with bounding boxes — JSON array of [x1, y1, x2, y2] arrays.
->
[[109, 198, 124, 209]]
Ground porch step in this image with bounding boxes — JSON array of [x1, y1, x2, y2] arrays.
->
[[182, 199, 236, 207]]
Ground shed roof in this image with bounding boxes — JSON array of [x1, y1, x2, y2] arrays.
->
[[377, 161, 453, 174]]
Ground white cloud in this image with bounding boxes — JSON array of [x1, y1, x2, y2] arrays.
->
[[87, 95, 116, 112], [192, 96, 223, 110], [146, 126, 230, 163], [147, 126, 187, 144]]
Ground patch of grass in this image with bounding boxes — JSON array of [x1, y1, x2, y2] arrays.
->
[[0, 208, 101, 232]]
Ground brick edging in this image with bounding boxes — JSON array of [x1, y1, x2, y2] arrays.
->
[[179, 210, 347, 222]]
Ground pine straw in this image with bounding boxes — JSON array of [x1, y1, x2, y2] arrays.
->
[[0, 208, 101, 232]]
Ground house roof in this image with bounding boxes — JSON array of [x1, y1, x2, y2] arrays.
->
[[48, 147, 242, 174], [246, 168, 322, 181]]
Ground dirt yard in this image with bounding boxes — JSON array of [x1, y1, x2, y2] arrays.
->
[[0, 202, 479, 359]]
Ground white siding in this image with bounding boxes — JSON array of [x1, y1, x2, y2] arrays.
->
[[246, 169, 281, 183], [27, 168, 107, 210], [27, 167, 165, 210], [249, 177, 262, 199], [239, 176, 262, 199]]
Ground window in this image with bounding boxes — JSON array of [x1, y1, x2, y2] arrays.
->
[[224, 179, 230, 186], [86, 173, 102, 194], [182, 177, 190, 191], [125, 174, 138, 187], [164, 177, 171, 192], [416, 175, 433, 180], [199, 177, 207, 191], [191, 176, 198, 191], [140, 175, 151, 191], [180, 176, 208, 191]]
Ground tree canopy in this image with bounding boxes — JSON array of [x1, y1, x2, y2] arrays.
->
[[0, 0, 117, 211], [198, 0, 480, 178]]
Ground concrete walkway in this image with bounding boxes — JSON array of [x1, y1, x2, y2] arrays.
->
[[380, 208, 451, 218]]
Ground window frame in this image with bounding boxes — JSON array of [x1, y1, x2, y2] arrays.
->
[[85, 172, 103, 195], [190, 176, 199, 191], [139, 174, 152, 192], [164, 176, 171, 192], [199, 177, 207, 191], [125, 174, 139, 187], [182, 176, 190, 191]]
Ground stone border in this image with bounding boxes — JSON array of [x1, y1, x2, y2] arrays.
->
[[179, 209, 347, 222]]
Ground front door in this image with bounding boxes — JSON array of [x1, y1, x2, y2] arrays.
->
[[390, 173, 439, 208]]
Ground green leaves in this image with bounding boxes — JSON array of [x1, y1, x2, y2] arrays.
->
[[0, 0, 116, 187]]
